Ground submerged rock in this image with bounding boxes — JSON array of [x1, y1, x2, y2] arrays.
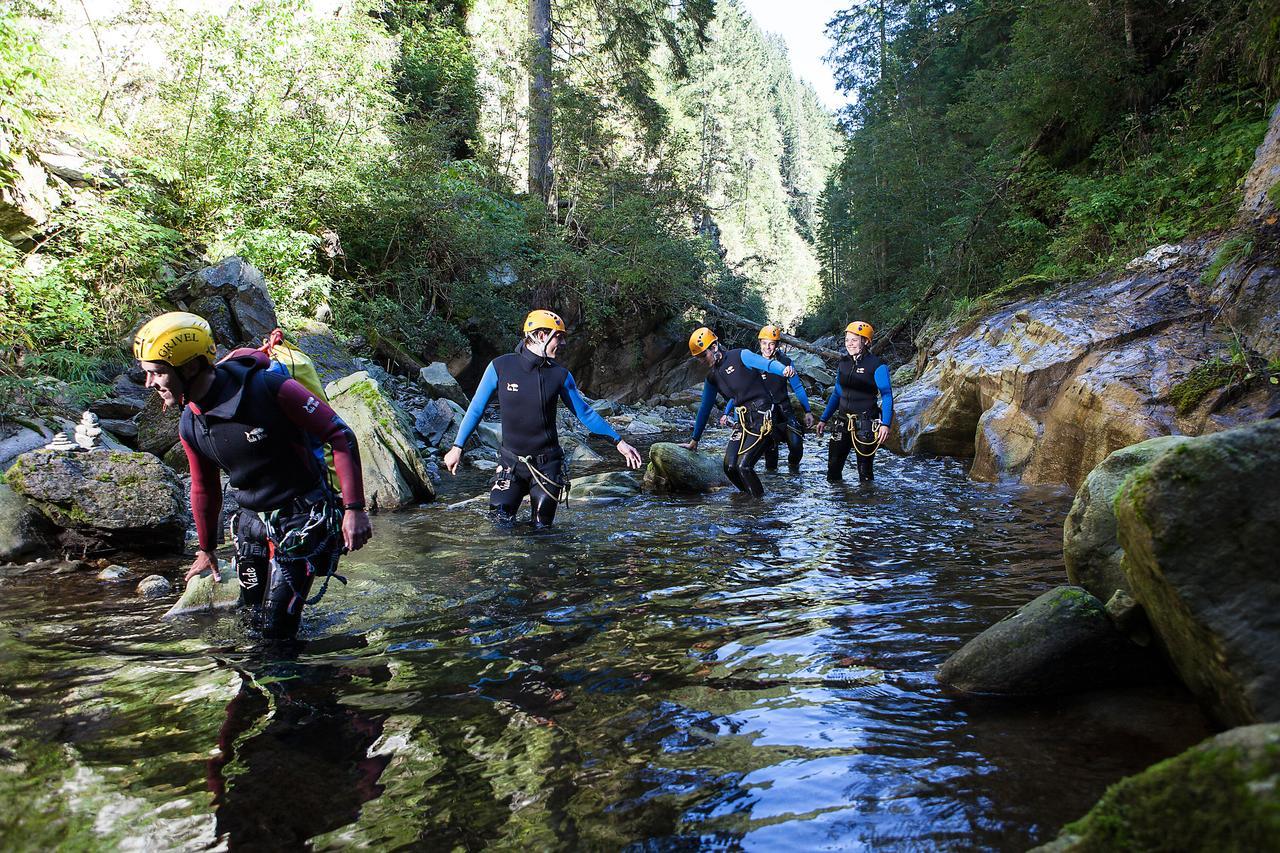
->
[[96, 564, 133, 582], [570, 470, 641, 502], [325, 371, 436, 510], [1063, 434, 1191, 604], [136, 574, 172, 598], [642, 442, 728, 492], [1034, 723, 1280, 851], [163, 571, 241, 618], [4, 449, 186, 553], [1114, 418, 1280, 727], [937, 586, 1149, 697]]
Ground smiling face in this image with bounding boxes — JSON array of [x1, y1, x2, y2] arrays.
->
[[845, 332, 867, 356], [759, 338, 778, 359], [139, 360, 183, 408]]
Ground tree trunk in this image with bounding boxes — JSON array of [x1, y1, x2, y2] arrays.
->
[[696, 301, 838, 361], [528, 0, 553, 205]]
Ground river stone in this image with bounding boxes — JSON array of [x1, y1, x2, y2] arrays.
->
[[135, 391, 181, 458], [90, 373, 150, 421], [0, 481, 51, 562], [1063, 434, 1192, 604], [164, 571, 241, 617], [936, 586, 1149, 697], [1033, 723, 1280, 852], [570, 470, 641, 503], [1114, 418, 1280, 727], [414, 398, 455, 446], [136, 574, 172, 598], [564, 437, 604, 467], [418, 362, 469, 408], [325, 371, 436, 510], [96, 564, 133, 581], [642, 442, 729, 492], [4, 450, 186, 553], [182, 256, 277, 345], [624, 419, 662, 436], [474, 421, 503, 452]]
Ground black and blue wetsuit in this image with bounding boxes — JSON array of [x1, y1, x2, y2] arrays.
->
[[820, 351, 893, 482], [723, 351, 812, 473], [692, 347, 793, 498], [454, 343, 622, 526]]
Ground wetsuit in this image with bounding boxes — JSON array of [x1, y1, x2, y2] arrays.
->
[[723, 351, 811, 473], [453, 343, 622, 527], [180, 354, 364, 640], [820, 351, 893, 482], [692, 348, 793, 498]]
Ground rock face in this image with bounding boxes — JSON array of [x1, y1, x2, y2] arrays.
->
[[325, 372, 436, 510], [291, 320, 362, 383], [176, 256, 278, 346], [135, 391, 180, 457], [4, 450, 186, 553], [0, 482, 51, 562], [937, 586, 1147, 697], [1063, 434, 1191, 604], [418, 362, 469, 408], [1114, 418, 1280, 727], [1241, 99, 1280, 220], [0, 140, 61, 241], [643, 442, 729, 492], [1034, 723, 1280, 852]]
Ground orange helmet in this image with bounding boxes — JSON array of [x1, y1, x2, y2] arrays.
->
[[846, 321, 873, 342], [758, 324, 782, 342], [523, 309, 566, 336], [688, 327, 718, 356]]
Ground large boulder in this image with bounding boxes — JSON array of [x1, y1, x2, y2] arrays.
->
[[569, 470, 641, 503], [418, 362, 469, 408], [0, 140, 60, 241], [176, 256, 278, 346], [413, 398, 456, 447], [4, 449, 186, 553], [0, 482, 52, 562], [163, 571, 242, 618], [643, 442, 728, 492], [1034, 723, 1280, 852], [937, 586, 1150, 697], [325, 372, 436, 511], [291, 319, 362, 383], [1063, 434, 1191, 604], [89, 372, 150, 421], [1114, 418, 1280, 727]]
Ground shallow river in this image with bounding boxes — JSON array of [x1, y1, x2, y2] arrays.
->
[[0, 435, 1212, 850]]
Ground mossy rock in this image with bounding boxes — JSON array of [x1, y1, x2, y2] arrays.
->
[[642, 442, 729, 493], [1034, 723, 1280, 851], [937, 585, 1153, 697], [1063, 434, 1191, 604], [1115, 418, 1280, 727], [569, 470, 641, 503]]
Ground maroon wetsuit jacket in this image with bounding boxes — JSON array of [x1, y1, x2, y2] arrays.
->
[[179, 352, 364, 552]]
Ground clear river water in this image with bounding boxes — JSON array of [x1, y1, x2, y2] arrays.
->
[[0, 433, 1213, 850]]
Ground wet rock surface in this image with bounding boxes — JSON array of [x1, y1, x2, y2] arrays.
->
[[642, 442, 729, 492], [0, 482, 52, 562], [164, 570, 241, 618]]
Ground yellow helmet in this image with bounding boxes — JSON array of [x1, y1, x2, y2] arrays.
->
[[845, 321, 874, 342], [133, 312, 216, 367], [758, 324, 782, 342], [523, 309, 566, 336], [688, 326, 718, 356]]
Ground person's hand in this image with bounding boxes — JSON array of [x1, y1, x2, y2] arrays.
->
[[443, 445, 463, 475], [876, 424, 890, 445], [616, 440, 643, 469], [680, 439, 698, 451], [718, 414, 730, 427], [782, 365, 796, 379], [343, 509, 372, 552], [186, 550, 220, 583], [804, 412, 815, 429], [815, 420, 826, 437]]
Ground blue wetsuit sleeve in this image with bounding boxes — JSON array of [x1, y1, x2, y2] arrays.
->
[[561, 373, 621, 442], [453, 362, 497, 448], [788, 374, 810, 411], [875, 364, 894, 425], [820, 381, 841, 422], [692, 380, 718, 441], [741, 350, 788, 376], [723, 398, 735, 418]]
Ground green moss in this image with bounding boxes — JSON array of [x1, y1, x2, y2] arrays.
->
[[1168, 361, 1242, 415], [1199, 233, 1256, 285], [1059, 739, 1280, 851]]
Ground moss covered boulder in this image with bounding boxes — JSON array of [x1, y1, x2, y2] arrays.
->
[[642, 442, 728, 492], [164, 570, 241, 618], [1034, 723, 1280, 851], [1063, 434, 1191, 603], [569, 470, 641, 503], [4, 449, 185, 553], [325, 371, 435, 511], [937, 585, 1150, 697], [1115, 418, 1280, 727], [0, 481, 52, 561]]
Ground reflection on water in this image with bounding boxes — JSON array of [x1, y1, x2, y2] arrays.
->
[[0, 438, 1212, 850]]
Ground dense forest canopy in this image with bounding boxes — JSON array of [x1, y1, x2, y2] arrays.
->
[[0, 0, 836, 413], [805, 0, 1280, 347]]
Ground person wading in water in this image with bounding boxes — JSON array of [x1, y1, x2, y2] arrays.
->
[[681, 327, 798, 498], [719, 324, 814, 474], [443, 309, 643, 527], [815, 321, 894, 483], [134, 311, 372, 641]]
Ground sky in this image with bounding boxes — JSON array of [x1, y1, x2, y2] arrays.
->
[[738, 0, 848, 111]]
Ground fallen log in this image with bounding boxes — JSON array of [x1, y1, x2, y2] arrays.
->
[[695, 301, 837, 360]]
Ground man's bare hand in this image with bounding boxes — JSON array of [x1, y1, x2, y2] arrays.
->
[[680, 439, 699, 451], [782, 365, 796, 379], [343, 509, 372, 552], [443, 445, 463, 475], [876, 424, 890, 445], [815, 420, 826, 437], [616, 440, 643, 469], [804, 412, 815, 429], [186, 550, 220, 583]]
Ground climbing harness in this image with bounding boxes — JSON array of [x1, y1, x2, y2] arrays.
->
[[733, 405, 773, 456], [827, 413, 884, 456], [495, 448, 571, 505], [262, 489, 347, 614]]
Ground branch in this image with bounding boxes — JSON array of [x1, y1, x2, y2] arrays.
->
[[696, 300, 837, 361]]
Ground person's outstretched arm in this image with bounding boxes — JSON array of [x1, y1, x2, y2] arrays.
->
[[444, 363, 498, 475], [683, 379, 718, 450], [560, 374, 642, 468]]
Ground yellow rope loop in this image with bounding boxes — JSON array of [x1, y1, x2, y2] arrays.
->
[[734, 406, 772, 455], [518, 455, 569, 504], [851, 415, 884, 457]]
